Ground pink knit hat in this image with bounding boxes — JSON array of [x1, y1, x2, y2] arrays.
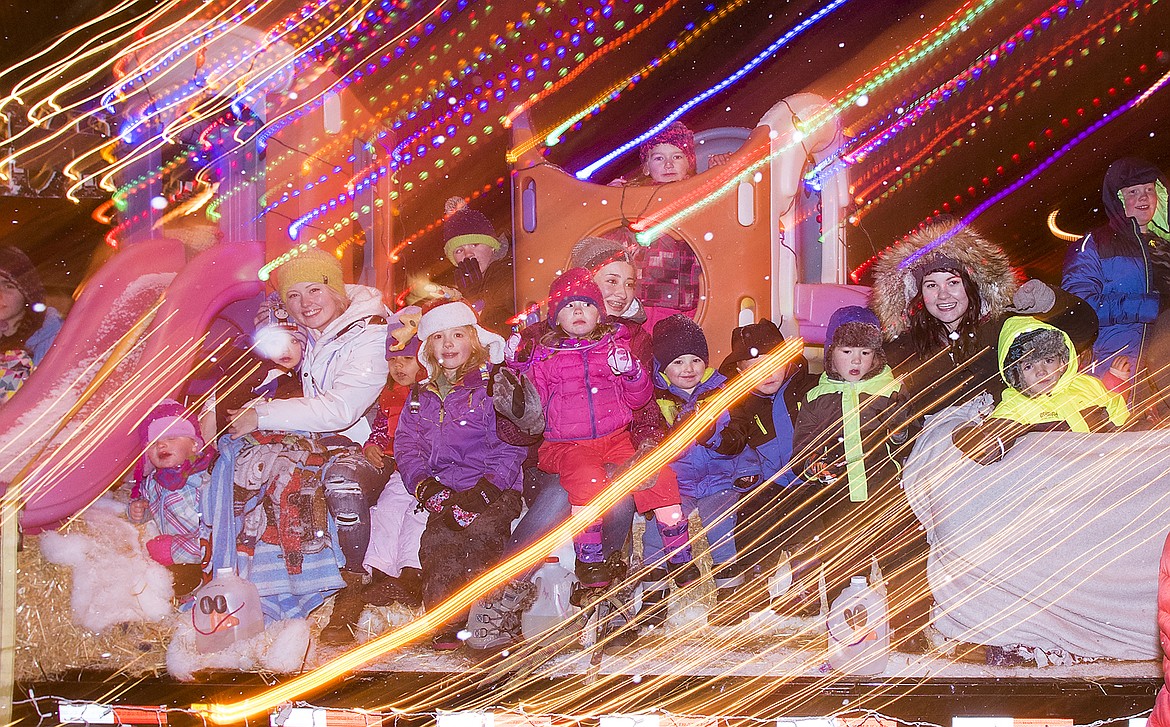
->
[[639, 122, 696, 172]]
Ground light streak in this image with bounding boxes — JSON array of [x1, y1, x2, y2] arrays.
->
[[570, 0, 851, 180], [1046, 209, 1080, 242], [194, 338, 805, 724]]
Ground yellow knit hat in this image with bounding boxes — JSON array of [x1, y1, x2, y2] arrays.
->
[[275, 247, 347, 301]]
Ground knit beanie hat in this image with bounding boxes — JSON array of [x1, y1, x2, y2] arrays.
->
[[639, 121, 696, 172], [140, 399, 203, 448], [823, 306, 886, 380], [275, 247, 346, 301], [1002, 327, 1069, 390], [911, 253, 968, 289], [653, 314, 709, 368], [570, 236, 631, 272], [386, 305, 422, 359], [416, 300, 505, 376], [443, 197, 500, 265], [547, 268, 604, 324], [252, 292, 308, 359], [0, 246, 45, 309]]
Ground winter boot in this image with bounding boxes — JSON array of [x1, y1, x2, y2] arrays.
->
[[770, 556, 822, 617], [595, 581, 638, 652], [320, 571, 368, 645], [635, 567, 670, 632], [708, 564, 750, 626], [574, 558, 614, 590], [365, 567, 424, 608], [667, 559, 701, 587], [466, 580, 537, 650]]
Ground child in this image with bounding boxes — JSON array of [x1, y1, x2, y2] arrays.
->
[[441, 197, 515, 334], [525, 269, 697, 590], [127, 399, 214, 596], [791, 306, 922, 628], [197, 293, 306, 441], [361, 306, 428, 608], [641, 315, 758, 629], [394, 301, 526, 650], [718, 318, 816, 614], [952, 316, 1129, 464]]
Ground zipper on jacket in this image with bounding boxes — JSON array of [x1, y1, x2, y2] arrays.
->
[[583, 349, 598, 439]]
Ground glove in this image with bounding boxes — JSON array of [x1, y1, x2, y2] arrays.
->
[[452, 478, 502, 514], [146, 535, 175, 566], [455, 257, 486, 296], [713, 417, 752, 456], [1009, 279, 1057, 315], [416, 477, 455, 515], [492, 367, 545, 436], [607, 345, 639, 376], [732, 474, 760, 490]]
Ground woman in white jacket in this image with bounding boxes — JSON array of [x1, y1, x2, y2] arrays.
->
[[230, 247, 390, 643]]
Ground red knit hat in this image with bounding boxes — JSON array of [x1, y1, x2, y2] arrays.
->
[[547, 268, 604, 324], [639, 122, 696, 173]]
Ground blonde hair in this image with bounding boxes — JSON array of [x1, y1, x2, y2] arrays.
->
[[422, 324, 490, 384]]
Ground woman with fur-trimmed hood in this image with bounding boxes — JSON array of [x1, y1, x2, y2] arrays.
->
[[871, 219, 1097, 420]]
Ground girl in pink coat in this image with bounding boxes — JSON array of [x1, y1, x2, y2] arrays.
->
[[527, 268, 695, 588]]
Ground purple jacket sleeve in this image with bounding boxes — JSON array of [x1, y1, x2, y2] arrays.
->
[[392, 394, 429, 495]]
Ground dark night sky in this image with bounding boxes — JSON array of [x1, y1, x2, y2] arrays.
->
[[1, 0, 1168, 300]]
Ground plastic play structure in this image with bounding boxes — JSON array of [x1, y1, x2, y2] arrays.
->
[[510, 92, 868, 362]]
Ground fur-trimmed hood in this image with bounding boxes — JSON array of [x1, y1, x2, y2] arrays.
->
[[870, 220, 1019, 338]]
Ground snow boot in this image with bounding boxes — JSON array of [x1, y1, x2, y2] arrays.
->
[[320, 571, 367, 645], [636, 567, 670, 632], [708, 564, 750, 626], [466, 579, 537, 650]]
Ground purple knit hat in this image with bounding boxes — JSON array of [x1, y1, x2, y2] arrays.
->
[[442, 197, 500, 265], [639, 122, 696, 173], [652, 314, 709, 368], [824, 306, 886, 380]]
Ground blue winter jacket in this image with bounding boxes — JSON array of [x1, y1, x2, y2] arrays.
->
[[654, 367, 759, 500], [724, 372, 804, 490], [1062, 159, 1168, 373]]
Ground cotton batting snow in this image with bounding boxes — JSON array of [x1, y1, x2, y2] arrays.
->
[[38, 496, 174, 632], [166, 617, 312, 680]]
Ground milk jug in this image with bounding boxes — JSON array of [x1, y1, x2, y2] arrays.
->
[[826, 575, 889, 674], [192, 567, 265, 653], [521, 557, 577, 639]]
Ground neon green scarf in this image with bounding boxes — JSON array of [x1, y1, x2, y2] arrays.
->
[[805, 366, 901, 502]]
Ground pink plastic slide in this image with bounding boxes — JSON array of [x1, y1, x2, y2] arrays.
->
[[0, 240, 264, 532]]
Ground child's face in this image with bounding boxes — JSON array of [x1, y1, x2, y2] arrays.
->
[[643, 143, 691, 183], [556, 300, 601, 337], [664, 354, 705, 392], [388, 355, 422, 386], [831, 346, 876, 383], [272, 338, 302, 370], [738, 358, 789, 395], [452, 242, 495, 274], [1017, 353, 1067, 397], [430, 326, 475, 372], [593, 261, 636, 317], [147, 436, 198, 470]]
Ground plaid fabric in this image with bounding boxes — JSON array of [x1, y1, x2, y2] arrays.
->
[[635, 233, 701, 311], [138, 469, 208, 565]]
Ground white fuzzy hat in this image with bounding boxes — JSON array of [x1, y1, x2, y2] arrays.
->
[[416, 301, 505, 376]]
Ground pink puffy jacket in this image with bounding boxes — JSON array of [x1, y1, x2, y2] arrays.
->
[[1150, 532, 1170, 727], [527, 323, 653, 442]]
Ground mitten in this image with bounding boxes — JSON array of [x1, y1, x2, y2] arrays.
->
[[713, 417, 752, 456], [492, 367, 546, 436], [146, 535, 175, 566], [1008, 278, 1057, 315], [415, 477, 455, 515], [455, 257, 486, 296], [607, 345, 638, 376], [445, 479, 503, 530]]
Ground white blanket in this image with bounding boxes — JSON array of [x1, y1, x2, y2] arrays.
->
[[902, 399, 1170, 660]]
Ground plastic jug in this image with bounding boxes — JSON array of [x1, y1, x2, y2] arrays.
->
[[191, 567, 265, 653], [826, 575, 889, 675], [521, 557, 577, 639]]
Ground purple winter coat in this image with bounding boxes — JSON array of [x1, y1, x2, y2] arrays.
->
[[527, 324, 653, 442], [394, 365, 526, 495]]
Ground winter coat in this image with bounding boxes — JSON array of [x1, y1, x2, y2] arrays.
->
[[394, 365, 526, 495], [1062, 159, 1168, 372], [191, 343, 303, 435], [138, 466, 209, 565], [952, 317, 1128, 465], [655, 367, 758, 499], [256, 285, 388, 443], [0, 307, 62, 403], [509, 313, 666, 449], [726, 364, 809, 488], [365, 384, 408, 455], [526, 324, 653, 442], [634, 232, 701, 311], [26, 307, 62, 365], [1150, 531, 1170, 727], [792, 366, 904, 503]]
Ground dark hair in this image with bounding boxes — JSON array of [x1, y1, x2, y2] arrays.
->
[[907, 268, 983, 361], [0, 306, 44, 355]]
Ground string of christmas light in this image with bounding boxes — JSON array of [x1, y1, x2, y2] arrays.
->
[[569, 0, 851, 180], [505, 0, 743, 163], [843, 0, 1145, 214], [633, 0, 1005, 244]]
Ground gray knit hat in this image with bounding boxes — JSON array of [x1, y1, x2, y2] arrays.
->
[[570, 236, 631, 272]]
